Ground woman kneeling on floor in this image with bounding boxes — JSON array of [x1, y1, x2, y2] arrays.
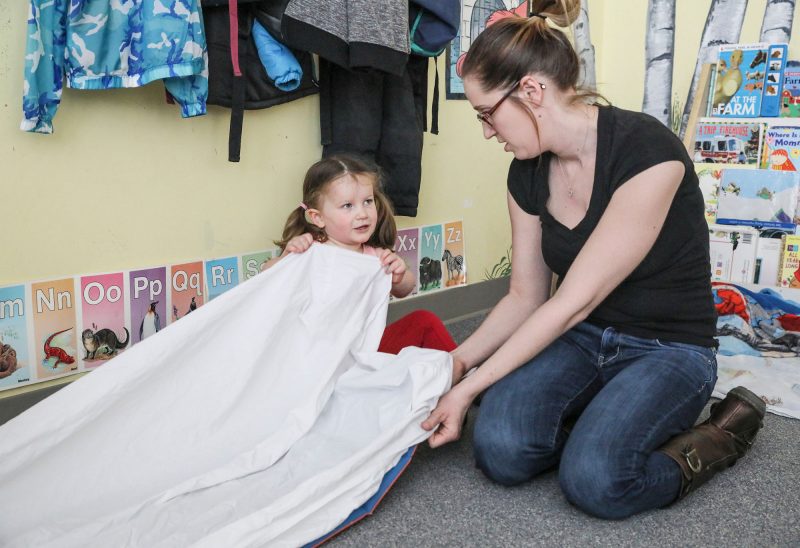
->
[[421, 0, 765, 519]]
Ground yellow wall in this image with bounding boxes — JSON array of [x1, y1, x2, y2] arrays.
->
[[0, 2, 512, 288], [1, 1, 799, 289]]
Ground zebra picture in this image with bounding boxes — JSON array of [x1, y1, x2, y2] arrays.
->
[[442, 249, 464, 283]]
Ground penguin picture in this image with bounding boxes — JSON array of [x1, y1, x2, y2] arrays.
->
[[140, 301, 161, 341], [187, 297, 197, 314]]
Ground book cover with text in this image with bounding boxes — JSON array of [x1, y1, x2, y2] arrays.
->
[[419, 225, 444, 292], [692, 121, 762, 165], [170, 261, 204, 323], [779, 69, 800, 117], [712, 43, 768, 118], [695, 166, 722, 223], [442, 221, 467, 287], [80, 273, 129, 369], [762, 126, 800, 171], [0, 284, 32, 391], [31, 278, 78, 380], [130, 267, 167, 344], [778, 234, 800, 287]]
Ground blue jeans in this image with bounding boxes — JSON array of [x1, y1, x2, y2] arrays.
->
[[473, 321, 717, 519]]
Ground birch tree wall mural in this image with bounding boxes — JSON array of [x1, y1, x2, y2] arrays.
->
[[642, 0, 676, 126], [572, 0, 597, 90], [680, 0, 749, 138], [759, 0, 796, 43]]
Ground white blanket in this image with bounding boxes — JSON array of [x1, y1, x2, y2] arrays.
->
[[0, 244, 452, 547]]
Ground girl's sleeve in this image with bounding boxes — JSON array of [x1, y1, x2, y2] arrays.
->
[[21, 0, 68, 134]]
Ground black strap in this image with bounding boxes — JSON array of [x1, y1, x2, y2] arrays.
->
[[431, 61, 439, 135], [229, 74, 245, 162]]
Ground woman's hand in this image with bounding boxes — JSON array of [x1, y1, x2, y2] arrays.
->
[[284, 233, 315, 254], [378, 249, 407, 284], [421, 384, 475, 448], [450, 351, 469, 385]]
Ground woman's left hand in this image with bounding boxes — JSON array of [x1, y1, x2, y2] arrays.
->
[[378, 249, 407, 284], [421, 384, 474, 448]]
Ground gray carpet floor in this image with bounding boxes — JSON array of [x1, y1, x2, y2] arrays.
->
[[329, 314, 800, 547]]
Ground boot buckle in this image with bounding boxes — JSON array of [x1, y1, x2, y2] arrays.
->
[[682, 446, 702, 473]]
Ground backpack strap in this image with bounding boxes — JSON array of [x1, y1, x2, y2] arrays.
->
[[228, 0, 245, 162], [431, 61, 439, 135]]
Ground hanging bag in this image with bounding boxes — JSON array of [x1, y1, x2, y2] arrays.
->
[[408, 0, 460, 135]]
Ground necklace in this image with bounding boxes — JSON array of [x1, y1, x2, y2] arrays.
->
[[555, 108, 594, 200]]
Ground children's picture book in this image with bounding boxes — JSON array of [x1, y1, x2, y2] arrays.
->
[[716, 169, 800, 229], [778, 234, 800, 287], [760, 44, 788, 117], [761, 125, 800, 171], [693, 121, 762, 165], [170, 261, 204, 323], [395, 228, 420, 296], [442, 221, 466, 287], [419, 225, 444, 292], [31, 278, 78, 380], [79, 273, 129, 369], [711, 43, 769, 118], [708, 225, 758, 283], [129, 267, 167, 345], [696, 166, 722, 224], [0, 284, 32, 391], [780, 68, 800, 118], [205, 257, 239, 301]]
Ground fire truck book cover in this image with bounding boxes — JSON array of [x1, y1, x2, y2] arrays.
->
[[779, 69, 800, 118], [693, 121, 762, 166], [80, 273, 129, 369], [711, 43, 769, 118], [31, 278, 78, 380], [760, 44, 788, 117], [716, 169, 800, 230], [778, 234, 800, 287], [762, 126, 800, 171], [0, 284, 32, 391]]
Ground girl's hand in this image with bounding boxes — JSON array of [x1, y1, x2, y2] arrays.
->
[[284, 234, 315, 255], [421, 384, 474, 448], [378, 249, 407, 284]]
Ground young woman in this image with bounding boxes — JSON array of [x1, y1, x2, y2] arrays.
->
[[421, 0, 765, 519]]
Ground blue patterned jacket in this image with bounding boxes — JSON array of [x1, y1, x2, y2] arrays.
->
[[22, 0, 208, 134]]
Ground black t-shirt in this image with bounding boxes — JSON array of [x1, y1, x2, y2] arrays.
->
[[507, 105, 717, 347]]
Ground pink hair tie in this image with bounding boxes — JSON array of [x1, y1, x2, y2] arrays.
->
[[299, 202, 309, 210]]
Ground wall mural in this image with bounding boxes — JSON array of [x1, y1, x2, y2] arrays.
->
[[446, 1, 597, 99]]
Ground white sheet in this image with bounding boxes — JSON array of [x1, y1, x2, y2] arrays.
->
[[0, 244, 452, 547]]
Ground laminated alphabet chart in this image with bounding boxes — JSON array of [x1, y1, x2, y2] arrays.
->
[[0, 221, 466, 392]]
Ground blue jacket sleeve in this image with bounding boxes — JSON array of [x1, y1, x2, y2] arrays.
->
[[251, 20, 302, 92], [21, 0, 68, 134]]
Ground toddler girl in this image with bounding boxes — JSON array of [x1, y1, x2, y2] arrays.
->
[[263, 154, 457, 354]]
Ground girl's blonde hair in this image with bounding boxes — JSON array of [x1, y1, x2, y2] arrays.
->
[[275, 155, 397, 251], [462, 0, 606, 111]]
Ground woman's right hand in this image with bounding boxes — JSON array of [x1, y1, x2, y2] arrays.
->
[[283, 233, 315, 255]]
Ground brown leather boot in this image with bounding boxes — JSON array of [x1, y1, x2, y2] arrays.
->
[[658, 386, 766, 500]]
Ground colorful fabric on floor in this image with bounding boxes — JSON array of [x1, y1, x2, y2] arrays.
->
[[712, 282, 800, 418]]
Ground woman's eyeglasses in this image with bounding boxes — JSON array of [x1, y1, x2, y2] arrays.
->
[[476, 81, 545, 126]]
